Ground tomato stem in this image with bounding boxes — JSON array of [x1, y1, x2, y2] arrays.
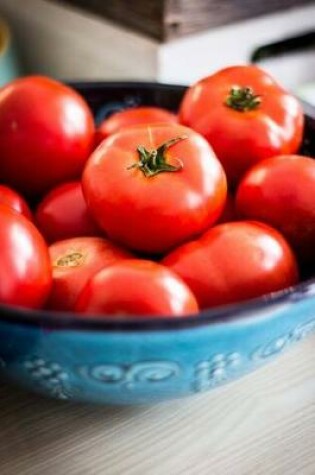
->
[[225, 86, 261, 112], [127, 136, 187, 177]]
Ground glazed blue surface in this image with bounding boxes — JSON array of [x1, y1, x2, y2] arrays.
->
[[0, 82, 314, 404], [1, 285, 315, 404]]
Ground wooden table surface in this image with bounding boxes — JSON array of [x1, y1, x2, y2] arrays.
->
[[0, 334, 314, 475]]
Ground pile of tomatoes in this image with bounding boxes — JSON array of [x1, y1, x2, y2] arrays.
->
[[0, 66, 314, 319]]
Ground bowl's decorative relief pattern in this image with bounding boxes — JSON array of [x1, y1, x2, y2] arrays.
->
[[23, 358, 71, 400], [0, 316, 313, 403], [78, 361, 181, 390], [194, 352, 242, 392], [252, 318, 315, 361]]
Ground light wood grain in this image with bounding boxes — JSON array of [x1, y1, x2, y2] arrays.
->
[[0, 335, 314, 475]]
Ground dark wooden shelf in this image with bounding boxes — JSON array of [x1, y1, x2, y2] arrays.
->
[[52, 0, 313, 42]]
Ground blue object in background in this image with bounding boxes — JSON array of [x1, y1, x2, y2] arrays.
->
[[0, 82, 314, 405], [0, 18, 21, 86]]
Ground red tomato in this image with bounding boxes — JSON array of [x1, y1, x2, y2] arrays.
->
[[36, 181, 101, 243], [0, 76, 95, 196], [75, 259, 199, 317], [217, 193, 238, 224], [179, 65, 304, 185], [0, 205, 51, 309], [95, 106, 178, 146], [47, 237, 133, 311], [0, 184, 32, 220], [163, 221, 299, 309], [236, 155, 315, 263], [83, 124, 227, 254]]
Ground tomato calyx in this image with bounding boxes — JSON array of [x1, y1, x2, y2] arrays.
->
[[225, 86, 261, 112], [127, 136, 187, 177], [54, 251, 85, 268]]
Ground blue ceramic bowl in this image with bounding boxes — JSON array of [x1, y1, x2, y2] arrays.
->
[[0, 82, 314, 405]]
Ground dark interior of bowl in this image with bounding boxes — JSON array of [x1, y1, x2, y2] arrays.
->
[[71, 82, 188, 124], [0, 81, 314, 329]]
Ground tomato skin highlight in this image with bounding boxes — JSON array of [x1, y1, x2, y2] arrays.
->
[[36, 181, 101, 243], [0, 184, 32, 220], [0, 205, 52, 309], [0, 76, 95, 197], [236, 155, 315, 263], [47, 237, 133, 311], [83, 124, 227, 254], [162, 221, 299, 309], [75, 259, 199, 317], [179, 65, 304, 185], [95, 106, 178, 146]]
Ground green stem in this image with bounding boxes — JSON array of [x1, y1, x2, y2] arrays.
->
[[127, 135, 187, 178], [225, 86, 261, 112]]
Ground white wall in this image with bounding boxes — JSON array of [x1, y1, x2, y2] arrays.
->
[[159, 4, 315, 90]]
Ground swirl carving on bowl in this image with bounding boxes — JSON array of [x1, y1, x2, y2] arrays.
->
[[78, 361, 181, 390], [0, 318, 313, 400], [252, 318, 315, 361]]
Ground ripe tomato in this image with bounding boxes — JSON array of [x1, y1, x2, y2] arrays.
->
[[163, 221, 299, 309], [0, 184, 32, 220], [36, 181, 101, 243], [236, 155, 315, 263], [83, 124, 227, 254], [217, 193, 238, 224], [0, 205, 51, 309], [95, 106, 178, 146], [47, 237, 132, 311], [179, 65, 304, 185], [0, 76, 95, 197], [75, 259, 199, 317]]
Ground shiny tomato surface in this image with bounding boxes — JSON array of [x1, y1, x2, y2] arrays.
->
[[0, 76, 95, 196], [163, 221, 299, 309], [179, 65, 304, 185], [75, 259, 199, 317], [0, 184, 32, 220], [47, 237, 132, 311], [0, 205, 51, 309], [236, 155, 315, 263], [95, 106, 178, 146], [83, 124, 227, 254], [36, 181, 101, 243]]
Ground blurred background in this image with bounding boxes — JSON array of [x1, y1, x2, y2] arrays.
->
[[0, 0, 314, 105]]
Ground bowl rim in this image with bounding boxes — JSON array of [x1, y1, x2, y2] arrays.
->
[[0, 81, 314, 332], [0, 277, 314, 331]]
